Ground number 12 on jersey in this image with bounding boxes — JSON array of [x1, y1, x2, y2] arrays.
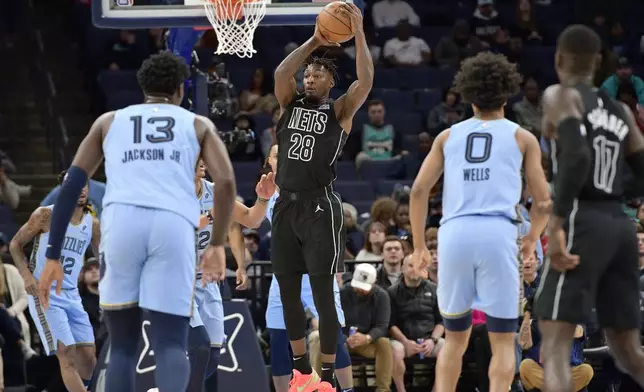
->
[[287, 133, 315, 162]]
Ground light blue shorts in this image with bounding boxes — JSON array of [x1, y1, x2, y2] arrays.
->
[[189, 279, 225, 346], [437, 216, 521, 321], [265, 274, 345, 329], [28, 288, 94, 356], [98, 204, 197, 317]]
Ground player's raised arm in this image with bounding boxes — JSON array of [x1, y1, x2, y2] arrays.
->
[[45, 113, 109, 267], [197, 116, 236, 247], [410, 130, 448, 259], [9, 207, 50, 294], [335, 3, 374, 131], [543, 85, 590, 229]]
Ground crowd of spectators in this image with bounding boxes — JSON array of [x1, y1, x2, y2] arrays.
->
[[5, 0, 644, 390]]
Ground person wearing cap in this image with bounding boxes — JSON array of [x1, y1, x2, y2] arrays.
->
[[340, 263, 393, 392], [600, 56, 644, 105], [388, 255, 444, 392]]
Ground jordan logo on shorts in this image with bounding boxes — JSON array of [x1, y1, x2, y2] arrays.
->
[[315, 204, 324, 213]]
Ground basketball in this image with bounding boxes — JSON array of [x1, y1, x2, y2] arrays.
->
[[317, 1, 354, 44]]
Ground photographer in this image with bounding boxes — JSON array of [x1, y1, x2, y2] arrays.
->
[[225, 114, 261, 161]]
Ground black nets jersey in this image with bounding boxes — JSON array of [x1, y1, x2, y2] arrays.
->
[[275, 94, 348, 192], [547, 84, 629, 201]]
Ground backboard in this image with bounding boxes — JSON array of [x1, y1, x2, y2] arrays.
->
[[93, 0, 365, 29]]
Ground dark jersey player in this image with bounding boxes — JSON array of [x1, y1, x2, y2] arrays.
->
[[534, 25, 644, 391], [271, 3, 373, 392]]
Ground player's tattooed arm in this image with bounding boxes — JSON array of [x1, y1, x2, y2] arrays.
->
[[409, 130, 448, 251], [335, 3, 374, 132], [9, 207, 50, 293], [196, 116, 236, 246], [91, 216, 101, 258]]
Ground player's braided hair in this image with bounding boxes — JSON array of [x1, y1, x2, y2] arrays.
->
[[453, 52, 522, 112], [305, 56, 339, 83], [137, 51, 190, 97], [57, 170, 92, 214]]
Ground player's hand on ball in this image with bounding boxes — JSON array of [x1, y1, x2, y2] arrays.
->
[[255, 172, 276, 199], [339, 2, 363, 34], [313, 18, 341, 47], [235, 268, 249, 290], [39, 259, 64, 309], [200, 245, 226, 285], [547, 227, 580, 272]]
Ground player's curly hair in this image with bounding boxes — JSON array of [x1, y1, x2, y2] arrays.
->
[[137, 51, 190, 97], [453, 52, 522, 111], [305, 56, 339, 83], [58, 170, 92, 214]]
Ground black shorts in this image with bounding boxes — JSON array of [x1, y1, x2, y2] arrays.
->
[[535, 200, 640, 329], [271, 186, 346, 276]]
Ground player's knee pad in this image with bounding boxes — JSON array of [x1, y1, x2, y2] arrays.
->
[[486, 315, 518, 333], [335, 327, 351, 370], [269, 329, 293, 377], [443, 312, 473, 332]]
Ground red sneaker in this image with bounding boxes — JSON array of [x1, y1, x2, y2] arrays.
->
[[288, 370, 322, 392]]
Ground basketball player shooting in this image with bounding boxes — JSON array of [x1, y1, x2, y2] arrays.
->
[[272, 3, 373, 391], [408, 52, 552, 392], [534, 25, 644, 391], [37, 51, 237, 392]]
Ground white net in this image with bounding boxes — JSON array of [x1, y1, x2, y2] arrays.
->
[[203, 0, 267, 58]]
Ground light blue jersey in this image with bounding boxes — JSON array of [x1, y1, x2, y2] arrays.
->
[[30, 206, 93, 289], [102, 103, 201, 228], [189, 179, 225, 346], [437, 117, 524, 328], [265, 191, 345, 329], [99, 103, 201, 318], [441, 117, 523, 225], [28, 206, 94, 355]]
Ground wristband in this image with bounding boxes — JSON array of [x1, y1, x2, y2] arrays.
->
[[257, 196, 269, 204]]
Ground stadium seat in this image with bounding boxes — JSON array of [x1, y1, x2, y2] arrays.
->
[[375, 180, 413, 197], [373, 69, 399, 89], [335, 181, 374, 202], [98, 70, 138, 92], [416, 89, 442, 112], [371, 89, 415, 111], [353, 200, 374, 216], [252, 113, 273, 134], [105, 91, 144, 111], [359, 160, 397, 181], [389, 111, 424, 135], [402, 134, 419, 154], [227, 67, 257, 92], [237, 182, 257, 202], [336, 161, 358, 181]]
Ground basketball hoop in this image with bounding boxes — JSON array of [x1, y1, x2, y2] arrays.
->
[[203, 0, 266, 58]]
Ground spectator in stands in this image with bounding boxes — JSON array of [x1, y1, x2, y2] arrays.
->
[[107, 30, 147, 71], [519, 321, 593, 392], [522, 251, 540, 300], [589, 12, 608, 42], [637, 224, 644, 277], [617, 83, 644, 132], [593, 44, 618, 88], [513, 77, 542, 137], [79, 258, 101, 343], [349, 100, 405, 169], [343, 202, 363, 259], [42, 178, 106, 218], [383, 21, 431, 68], [239, 68, 278, 115], [243, 229, 261, 260], [511, 0, 543, 43], [427, 242, 437, 284], [369, 197, 398, 235], [0, 233, 7, 255], [371, 0, 420, 29], [637, 203, 644, 222], [344, 27, 382, 65], [0, 254, 35, 359], [260, 107, 280, 159], [608, 22, 629, 58], [388, 255, 444, 392], [356, 221, 386, 261], [490, 28, 511, 56], [424, 227, 437, 248], [375, 236, 405, 289], [470, 0, 504, 46], [426, 89, 465, 136], [0, 162, 20, 210], [601, 57, 644, 105], [434, 19, 484, 70], [392, 201, 410, 237], [341, 263, 393, 392]]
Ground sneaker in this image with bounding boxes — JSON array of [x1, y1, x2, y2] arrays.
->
[[316, 381, 336, 392], [288, 370, 321, 392]]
